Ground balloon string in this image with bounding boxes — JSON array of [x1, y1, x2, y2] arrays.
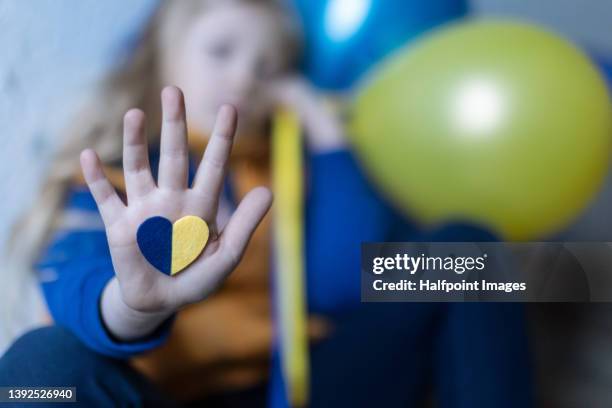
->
[[272, 109, 309, 407]]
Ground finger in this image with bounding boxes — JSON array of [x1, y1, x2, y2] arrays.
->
[[191, 105, 237, 201], [158, 86, 189, 190], [123, 109, 155, 201], [171, 187, 271, 304], [80, 149, 125, 225], [219, 186, 273, 266]]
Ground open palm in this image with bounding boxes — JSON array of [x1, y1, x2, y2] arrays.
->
[[80, 87, 272, 320]]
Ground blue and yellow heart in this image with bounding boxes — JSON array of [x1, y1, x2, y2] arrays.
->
[[137, 215, 209, 276]]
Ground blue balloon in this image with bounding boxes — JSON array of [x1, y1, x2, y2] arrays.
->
[[293, 0, 468, 90]]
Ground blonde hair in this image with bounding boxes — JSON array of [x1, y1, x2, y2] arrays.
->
[[2, 0, 301, 345]]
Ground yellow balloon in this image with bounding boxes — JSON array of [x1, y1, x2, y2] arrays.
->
[[350, 20, 612, 240]]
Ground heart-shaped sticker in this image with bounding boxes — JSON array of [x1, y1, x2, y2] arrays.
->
[[137, 215, 209, 275]]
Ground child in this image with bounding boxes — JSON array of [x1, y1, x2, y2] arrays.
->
[[0, 1, 532, 406]]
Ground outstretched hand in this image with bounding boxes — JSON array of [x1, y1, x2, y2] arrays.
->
[[80, 86, 272, 340]]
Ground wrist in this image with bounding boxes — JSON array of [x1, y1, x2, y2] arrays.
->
[[101, 277, 173, 342]]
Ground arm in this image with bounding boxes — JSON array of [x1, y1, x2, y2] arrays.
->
[[37, 193, 173, 358], [305, 149, 419, 312]]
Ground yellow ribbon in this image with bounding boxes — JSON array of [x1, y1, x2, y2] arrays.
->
[[272, 109, 309, 407]]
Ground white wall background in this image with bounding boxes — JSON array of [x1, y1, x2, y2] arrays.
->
[[0, 0, 157, 252]]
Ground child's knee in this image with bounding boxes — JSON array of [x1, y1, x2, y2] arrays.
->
[[0, 326, 164, 406], [0, 326, 107, 386]]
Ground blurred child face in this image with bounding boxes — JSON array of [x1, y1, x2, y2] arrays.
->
[[164, 2, 288, 137]]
